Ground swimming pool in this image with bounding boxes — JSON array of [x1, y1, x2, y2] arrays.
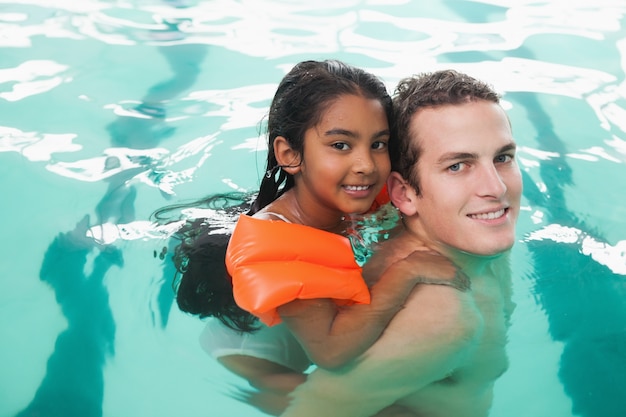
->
[[1, 0, 625, 416]]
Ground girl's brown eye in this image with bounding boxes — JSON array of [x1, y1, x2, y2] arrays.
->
[[332, 142, 350, 151], [372, 141, 388, 150]]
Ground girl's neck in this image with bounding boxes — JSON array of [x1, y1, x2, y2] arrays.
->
[[270, 190, 347, 233]]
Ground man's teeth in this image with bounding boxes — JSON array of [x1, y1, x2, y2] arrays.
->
[[470, 209, 505, 220], [345, 185, 369, 191]]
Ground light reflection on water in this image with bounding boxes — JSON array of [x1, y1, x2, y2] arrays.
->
[[1, 1, 625, 416]]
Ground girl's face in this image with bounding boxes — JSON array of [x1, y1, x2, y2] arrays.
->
[[294, 94, 391, 222]]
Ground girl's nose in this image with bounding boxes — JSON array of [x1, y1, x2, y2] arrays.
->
[[353, 150, 375, 174]]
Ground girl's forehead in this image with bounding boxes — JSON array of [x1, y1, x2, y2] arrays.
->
[[317, 95, 352, 119], [318, 93, 371, 115]]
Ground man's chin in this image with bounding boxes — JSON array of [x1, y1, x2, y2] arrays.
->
[[449, 241, 515, 259]]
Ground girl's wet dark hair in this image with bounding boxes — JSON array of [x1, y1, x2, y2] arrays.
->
[[153, 59, 393, 332], [152, 192, 257, 331]]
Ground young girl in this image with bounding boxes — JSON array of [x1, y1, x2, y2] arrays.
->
[[225, 59, 425, 368], [155, 59, 455, 415]]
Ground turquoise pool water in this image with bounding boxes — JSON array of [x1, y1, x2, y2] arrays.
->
[[1, 1, 625, 416]]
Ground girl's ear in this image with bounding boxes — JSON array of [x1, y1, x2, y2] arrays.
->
[[387, 172, 418, 216], [274, 136, 302, 175]]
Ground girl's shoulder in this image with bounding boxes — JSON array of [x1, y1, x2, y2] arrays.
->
[[256, 211, 291, 223]]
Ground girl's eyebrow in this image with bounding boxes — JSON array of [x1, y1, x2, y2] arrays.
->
[[324, 128, 355, 137], [324, 128, 390, 138]]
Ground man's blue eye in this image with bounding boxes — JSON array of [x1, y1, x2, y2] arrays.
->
[[449, 163, 461, 172]]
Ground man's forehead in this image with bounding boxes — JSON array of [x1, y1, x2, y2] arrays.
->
[[409, 104, 513, 153]]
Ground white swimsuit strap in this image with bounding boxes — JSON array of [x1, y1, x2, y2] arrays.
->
[[263, 212, 291, 223]]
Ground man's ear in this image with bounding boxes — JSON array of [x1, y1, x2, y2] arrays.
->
[[387, 172, 418, 216], [274, 136, 301, 175]]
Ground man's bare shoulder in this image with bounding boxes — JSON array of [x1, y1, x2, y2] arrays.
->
[[356, 283, 482, 382], [366, 231, 469, 292]]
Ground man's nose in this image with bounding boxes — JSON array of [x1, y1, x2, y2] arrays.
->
[[478, 164, 507, 198]]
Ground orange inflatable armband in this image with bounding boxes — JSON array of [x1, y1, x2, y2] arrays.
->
[[225, 215, 370, 326]]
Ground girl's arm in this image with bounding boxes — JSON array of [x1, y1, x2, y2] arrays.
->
[[277, 251, 458, 369]]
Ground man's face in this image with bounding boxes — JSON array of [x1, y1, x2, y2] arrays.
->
[[409, 100, 522, 256]]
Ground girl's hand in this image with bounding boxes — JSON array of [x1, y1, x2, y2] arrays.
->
[[390, 250, 457, 281], [379, 250, 469, 291]]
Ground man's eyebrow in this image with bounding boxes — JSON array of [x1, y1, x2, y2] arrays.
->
[[436, 142, 517, 165], [436, 151, 477, 165], [498, 143, 517, 153], [324, 128, 391, 138]]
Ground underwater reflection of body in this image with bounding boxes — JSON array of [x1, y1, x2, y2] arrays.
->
[[15, 14, 209, 417], [16, 217, 119, 417]]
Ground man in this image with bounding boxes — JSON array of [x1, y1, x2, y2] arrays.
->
[[279, 69, 522, 417]]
